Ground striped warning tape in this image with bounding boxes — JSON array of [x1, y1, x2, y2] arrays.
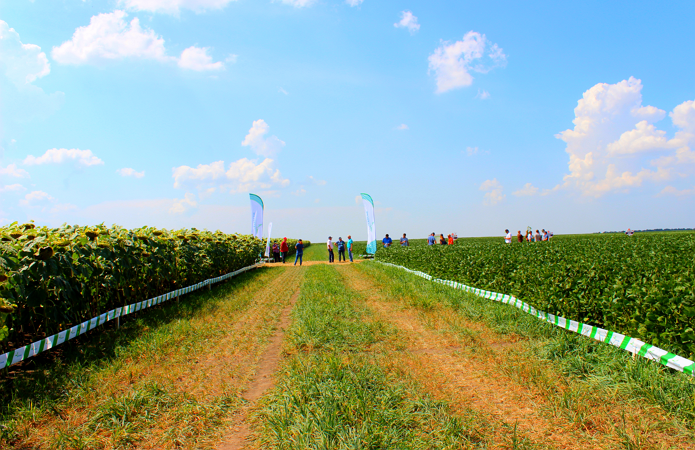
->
[[0, 262, 264, 370], [375, 261, 694, 375]]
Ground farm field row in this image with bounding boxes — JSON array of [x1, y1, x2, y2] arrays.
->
[[2, 261, 694, 449], [376, 232, 695, 358]]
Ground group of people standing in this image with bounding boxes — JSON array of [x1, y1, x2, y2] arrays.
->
[[327, 236, 354, 262], [270, 238, 305, 266], [427, 232, 457, 245], [505, 229, 552, 243], [382, 233, 410, 247]]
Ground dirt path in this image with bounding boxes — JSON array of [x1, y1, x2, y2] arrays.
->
[[216, 282, 301, 450], [335, 264, 680, 450]]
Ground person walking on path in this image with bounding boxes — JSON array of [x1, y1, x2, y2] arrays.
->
[[272, 241, 280, 262], [400, 233, 409, 246], [427, 233, 436, 245], [294, 239, 304, 266], [347, 235, 354, 262], [448, 234, 454, 245], [505, 229, 512, 244], [280, 237, 289, 263], [336, 237, 346, 262], [327, 236, 335, 263]]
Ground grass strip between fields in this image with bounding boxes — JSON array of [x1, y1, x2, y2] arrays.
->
[[356, 261, 695, 447], [253, 264, 489, 449]]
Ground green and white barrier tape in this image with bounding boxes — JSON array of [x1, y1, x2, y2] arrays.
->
[[0, 262, 264, 370], [375, 261, 695, 375]]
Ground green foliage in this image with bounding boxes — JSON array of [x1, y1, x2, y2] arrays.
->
[[0, 221, 270, 351], [376, 232, 695, 357]]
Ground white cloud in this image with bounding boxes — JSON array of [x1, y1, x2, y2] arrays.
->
[[278, 87, 289, 95], [0, 20, 51, 87], [0, 184, 25, 193], [241, 119, 285, 158], [117, 167, 145, 178], [476, 89, 490, 100], [428, 31, 506, 94], [52, 11, 169, 65], [0, 163, 30, 178], [466, 146, 479, 156], [279, 0, 317, 7], [291, 187, 306, 196], [513, 183, 539, 197], [308, 175, 326, 186], [172, 157, 289, 194], [394, 11, 420, 34], [19, 190, 54, 207], [556, 77, 695, 197], [178, 46, 224, 71], [658, 186, 695, 197], [479, 178, 504, 205], [395, 124, 408, 130], [120, 0, 237, 14], [51, 11, 222, 71], [345, 0, 363, 6], [24, 148, 104, 167], [170, 193, 198, 214], [225, 54, 238, 63]]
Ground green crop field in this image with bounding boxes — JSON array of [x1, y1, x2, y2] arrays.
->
[[376, 231, 695, 357]]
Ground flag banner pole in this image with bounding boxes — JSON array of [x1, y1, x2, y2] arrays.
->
[[264, 222, 273, 258], [361, 193, 376, 255], [249, 193, 264, 239]]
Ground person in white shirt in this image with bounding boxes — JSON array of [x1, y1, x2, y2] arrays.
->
[[327, 236, 334, 263], [505, 229, 512, 244]]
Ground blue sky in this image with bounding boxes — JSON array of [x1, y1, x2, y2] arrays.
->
[[1, 0, 694, 241]]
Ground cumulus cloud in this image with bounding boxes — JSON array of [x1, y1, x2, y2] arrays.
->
[[658, 186, 695, 197], [170, 193, 198, 214], [513, 183, 539, 197], [308, 175, 326, 186], [466, 146, 479, 156], [120, 0, 237, 14], [0, 184, 25, 193], [52, 11, 223, 70], [0, 21, 50, 87], [476, 89, 490, 100], [24, 148, 104, 167], [178, 46, 224, 71], [19, 190, 54, 207], [0, 163, 30, 178], [172, 158, 289, 194], [395, 124, 408, 130], [479, 178, 504, 205], [279, 0, 317, 7], [394, 11, 420, 34], [428, 31, 506, 94], [117, 167, 145, 178], [345, 0, 364, 6], [556, 77, 695, 197], [241, 120, 285, 158]]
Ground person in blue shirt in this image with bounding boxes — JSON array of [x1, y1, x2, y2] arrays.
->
[[294, 239, 304, 266], [400, 233, 409, 246], [347, 235, 354, 262], [427, 233, 436, 245], [382, 234, 393, 247], [336, 237, 346, 262]]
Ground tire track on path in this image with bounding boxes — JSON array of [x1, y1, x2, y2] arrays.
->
[[216, 272, 302, 450], [335, 263, 636, 450]]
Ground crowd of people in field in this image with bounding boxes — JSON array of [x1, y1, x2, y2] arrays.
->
[[505, 228, 553, 243], [269, 237, 307, 266], [381, 232, 459, 247]]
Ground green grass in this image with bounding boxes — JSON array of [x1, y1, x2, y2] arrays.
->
[[356, 261, 695, 435], [255, 264, 487, 449]]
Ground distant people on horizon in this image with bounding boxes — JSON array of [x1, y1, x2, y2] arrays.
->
[[453, 233, 458, 240], [439, 234, 447, 245], [526, 230, 533, 242], [383, 234, 393, 247], [448, 234, 454, 245], [517, 231, 523, 243], [347, 235, 354, 262], [272, 241, 280, 262], [327, 236, 335, 263], [626, 228, 634, 236], [294, 239, 304, 266], [505, 229, 512, 244], [400, 233, 409, 246], [535, 230, 541, 242], [280, 237, 289, 263], [337, 237, 346, 262], [542, 229, 549, 241], [427, 233, 436, 245]]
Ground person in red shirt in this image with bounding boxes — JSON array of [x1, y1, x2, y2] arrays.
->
[[447, 234, 454, 245], [280, 237, 289, 263]]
